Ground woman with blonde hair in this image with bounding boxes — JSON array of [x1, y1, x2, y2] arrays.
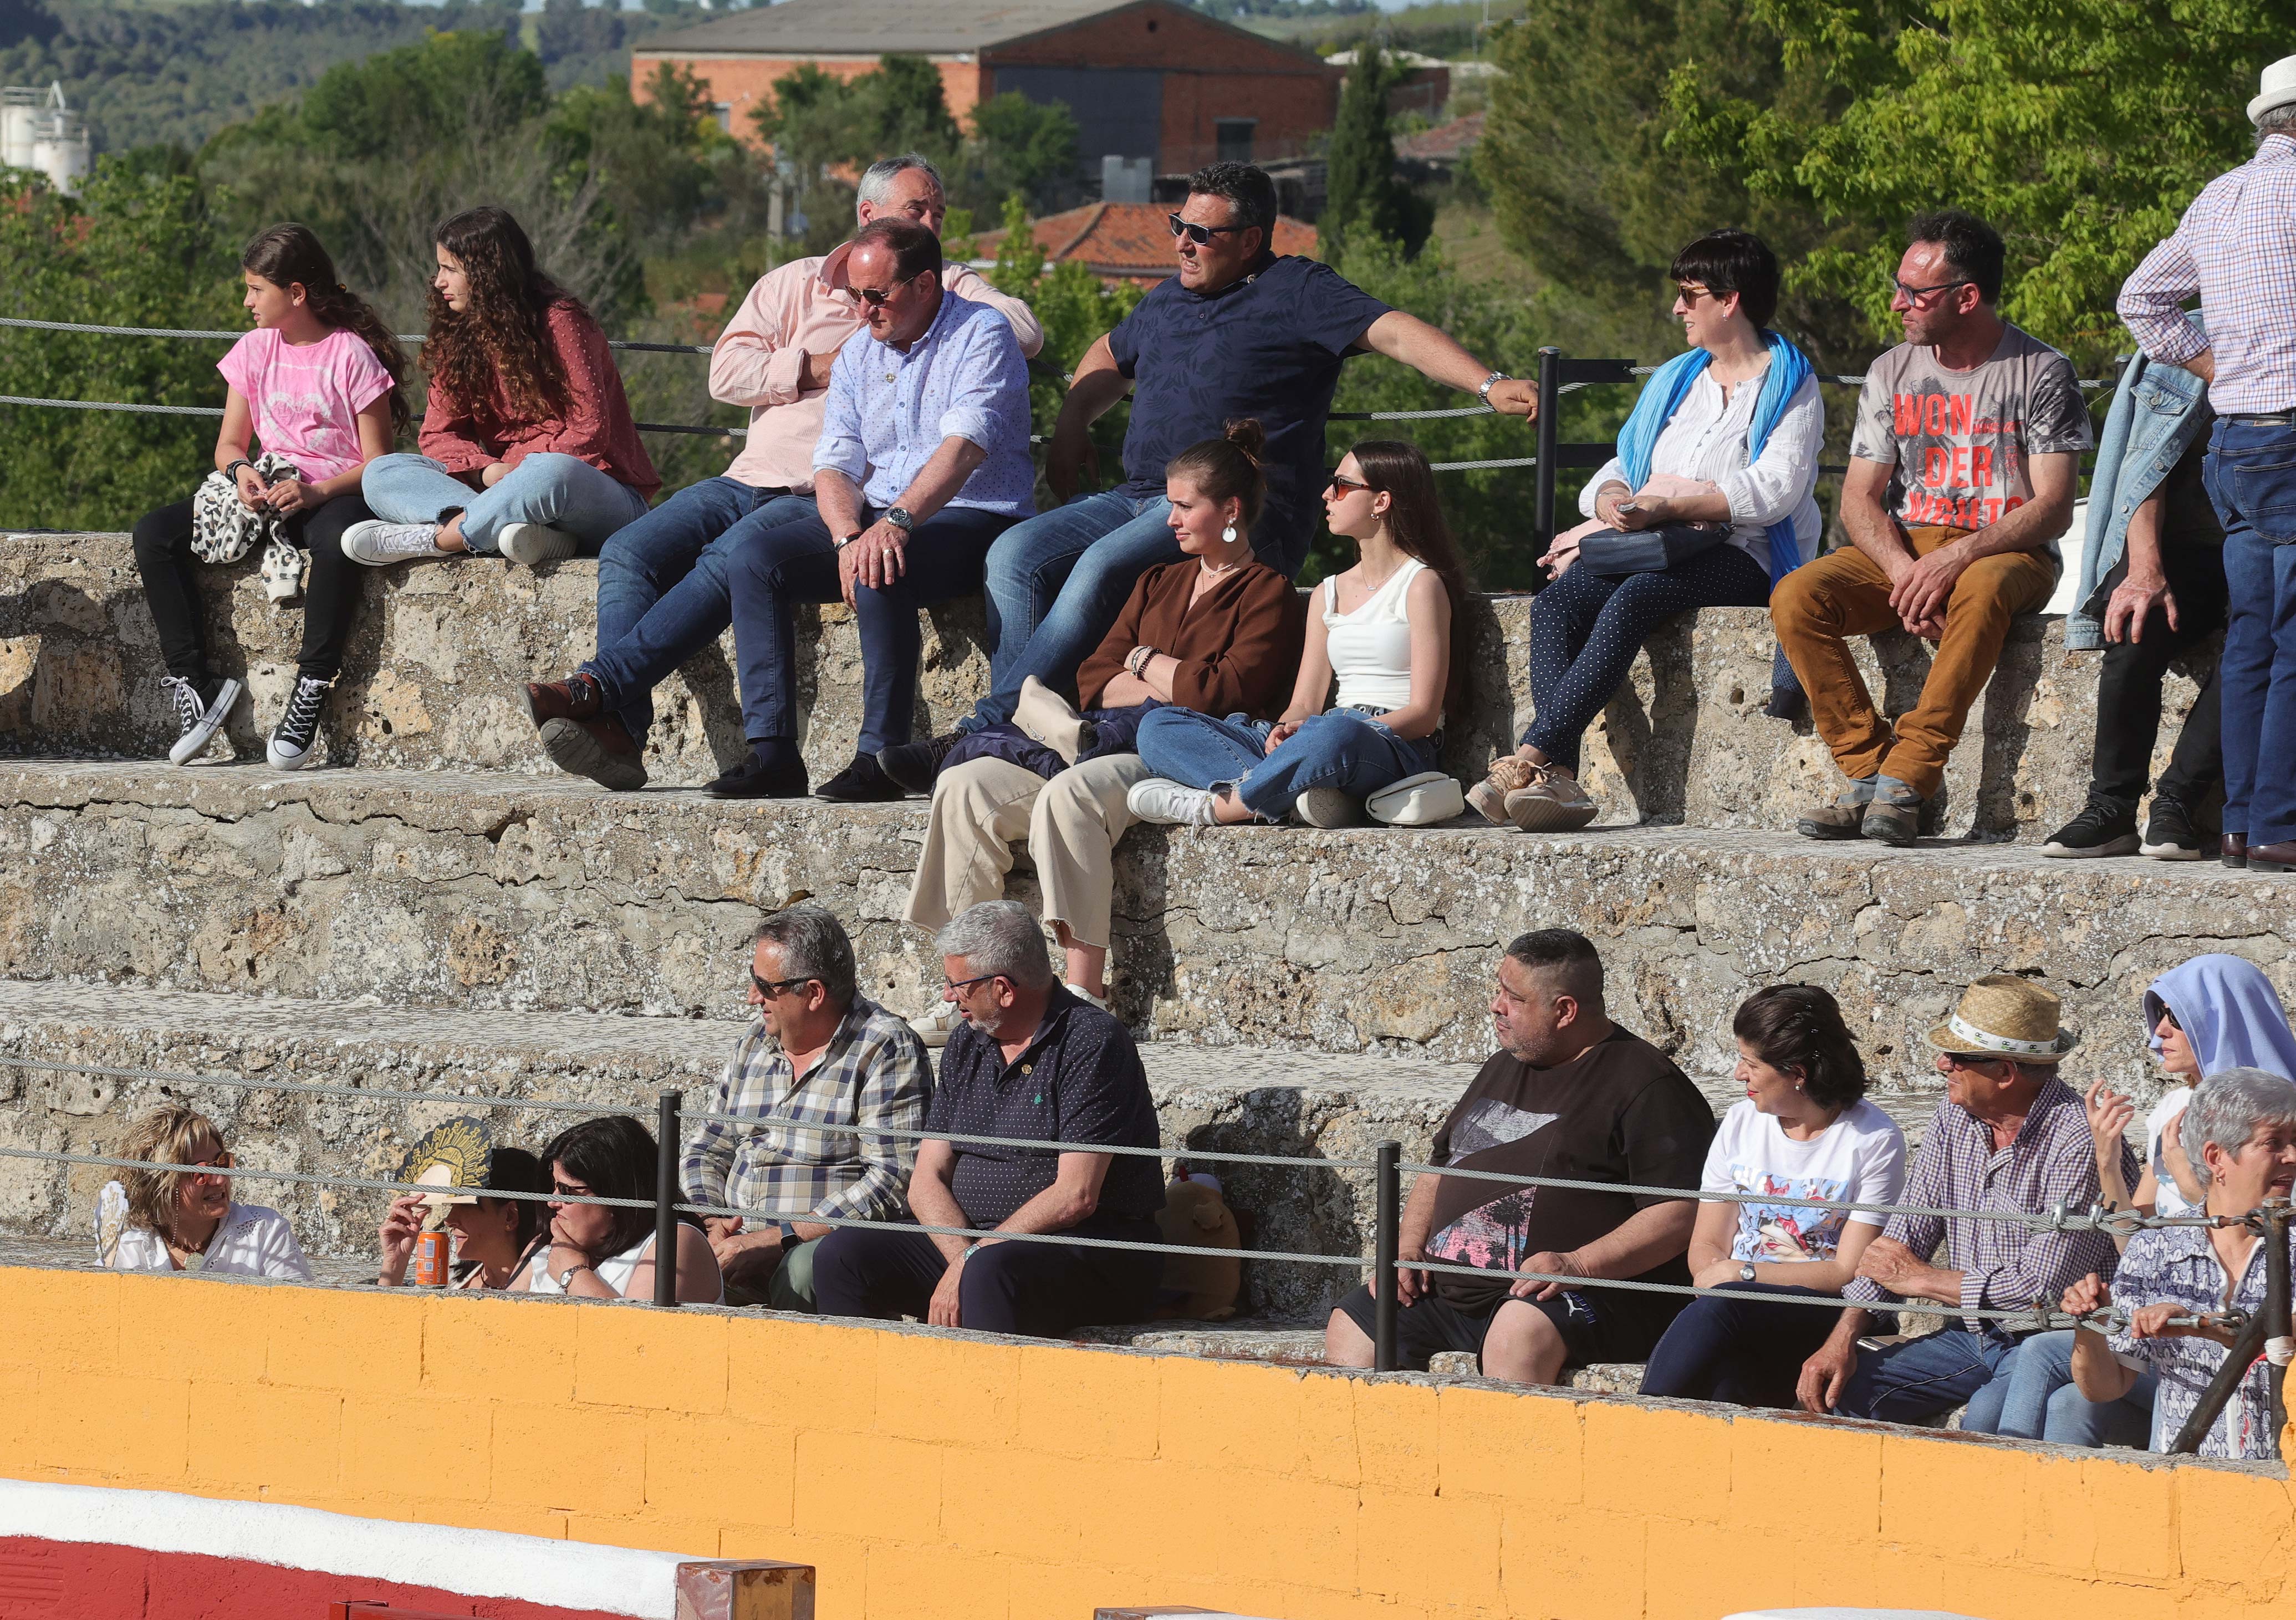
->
[[99, 1104, 312, 1279]]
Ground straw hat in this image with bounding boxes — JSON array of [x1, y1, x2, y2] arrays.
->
[[2251, 55, 2296, 126], [1925, 974, 2079, 1063]]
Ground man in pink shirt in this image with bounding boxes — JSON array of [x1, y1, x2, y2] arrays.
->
[[523, 154, 1043, 791]]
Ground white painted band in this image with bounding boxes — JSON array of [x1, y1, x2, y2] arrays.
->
[[1945, 1012, 2064, 1056]]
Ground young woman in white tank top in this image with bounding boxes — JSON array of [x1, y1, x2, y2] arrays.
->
[[1128, 441, 1460, 827], [525, 1117, 726, 1305]]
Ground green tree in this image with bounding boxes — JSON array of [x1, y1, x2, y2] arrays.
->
[[962, 91, 1082, 213], [1321, 42, 1435, 264]]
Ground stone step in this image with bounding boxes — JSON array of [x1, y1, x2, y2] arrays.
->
[[4, 531, 2211, 837], [4, 758, 2285, 1096]]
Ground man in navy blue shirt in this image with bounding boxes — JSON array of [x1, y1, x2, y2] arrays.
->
[[877, 160, 1537, 792], [811, 900, 1165, 1337]]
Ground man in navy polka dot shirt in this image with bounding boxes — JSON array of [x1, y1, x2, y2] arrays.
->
[[812, 900, 1165, 1336]]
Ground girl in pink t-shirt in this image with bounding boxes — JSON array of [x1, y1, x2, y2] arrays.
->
[[130, 223, 408, 770]]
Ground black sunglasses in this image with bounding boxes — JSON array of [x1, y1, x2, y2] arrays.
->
[[752, 971, 817, 999], [1169, 213, 1247, 247], [855, 271, 922, 308]]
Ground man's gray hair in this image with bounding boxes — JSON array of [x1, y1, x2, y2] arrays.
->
[[753, 905, 856, 1006], [2259, 104, 2296, 146], [2185, 1066, 2296, 1186], [936, 900, 1054, 990], [858, 153, 946, 211]]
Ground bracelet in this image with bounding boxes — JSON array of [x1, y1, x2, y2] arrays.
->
[[225, 459, 253, 481]]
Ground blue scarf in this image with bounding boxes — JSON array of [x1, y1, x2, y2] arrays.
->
[[1613, 330, 1814, 593]]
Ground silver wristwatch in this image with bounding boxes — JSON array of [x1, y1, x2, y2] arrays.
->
[[885, 506, 915, 533], [1738, 1263, 1757, 1283], [1477, 370, 1508, 402]]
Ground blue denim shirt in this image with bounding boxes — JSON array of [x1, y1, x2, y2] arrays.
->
[[2069, 319, 2210, 650]]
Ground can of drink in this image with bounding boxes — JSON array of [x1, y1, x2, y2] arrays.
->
[[414, 1229, 450, 1286]]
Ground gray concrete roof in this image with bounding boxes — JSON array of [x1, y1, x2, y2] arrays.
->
[[637, 0, 1148, 57]]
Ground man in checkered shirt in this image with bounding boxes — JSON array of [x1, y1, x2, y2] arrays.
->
[[2118, 55, 2296, 876], [680, 906, 932, 1310], [1795, 975, 2133, 1424]]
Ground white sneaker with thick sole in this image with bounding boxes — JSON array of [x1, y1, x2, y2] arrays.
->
[[1126, 777, 1220, 826], [341, 519, 447, 566], [497, 522, 581, 567], [1292, 787, 1362, 828], [162, 674, 242, 765], [907, 1001, 961, 1049]]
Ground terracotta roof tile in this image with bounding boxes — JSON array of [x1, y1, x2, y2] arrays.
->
[[1395, 111, 1484, 163]]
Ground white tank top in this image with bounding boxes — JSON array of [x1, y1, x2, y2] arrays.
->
[[1323, 556, 1426, 714], [527, 1230, 727, 1304]]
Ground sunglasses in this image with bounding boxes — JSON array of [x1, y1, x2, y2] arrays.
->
[[186, 1152, 233, 1176], [1938, 1051, 2011, 1071], [1328, 473, 1369, 494], [752, 971, 817, 999], [1891, 277, 1973, 305], [854, 271, 922, 308], [1169, 213, 1247, 247]]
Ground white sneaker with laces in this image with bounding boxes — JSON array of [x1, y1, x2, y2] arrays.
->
[[341, 519, 447, 566], [1126, 777, 1219, 826], [162, 674, 242, 766], [497, 522, 581, 567], [1292, 787, 1361, 828], [908, 1001, 961, 1049]]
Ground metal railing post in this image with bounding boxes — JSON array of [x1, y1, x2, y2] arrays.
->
[[655, 1088, 681, 1308], [2268, 1199, 2290, 1450], [1374, 1140, 1401, 1373], [1532, 345, 1561, 555]]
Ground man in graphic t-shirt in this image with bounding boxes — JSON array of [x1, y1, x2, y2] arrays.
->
[[1773, 209, 2094, 846], [1325, 930, 1715, 1383]]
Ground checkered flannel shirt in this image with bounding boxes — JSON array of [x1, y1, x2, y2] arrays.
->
[[1843, 1076, 2134, 1334], [2119, 134, 2296, 414], [678, 996, 932, 1226]]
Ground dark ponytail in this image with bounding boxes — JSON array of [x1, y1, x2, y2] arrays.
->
[[1165, 417, 1268, 533], [240, 222, 410, 436]]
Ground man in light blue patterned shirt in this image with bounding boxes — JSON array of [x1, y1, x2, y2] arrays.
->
[[715, 215, 1034, 802]]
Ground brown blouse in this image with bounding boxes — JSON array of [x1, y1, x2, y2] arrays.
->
[[1075, 557, 1305, 720]]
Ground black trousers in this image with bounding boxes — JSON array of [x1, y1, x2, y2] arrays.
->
[[810, 1221, 1162, 1338], [1636, 1281, 1843, 1408], [2089, 538, 2228, 811], [130, 494, 371, 682]]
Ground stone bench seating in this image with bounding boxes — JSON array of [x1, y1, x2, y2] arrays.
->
[[2, 531, 2217, 839]]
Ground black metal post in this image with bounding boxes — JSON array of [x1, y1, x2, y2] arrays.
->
[[1374, 1140, 1400, 1373], [2268, 1199, 2290, 1449], [1532, 346, 1561, 554], [655, 1088, 681, 1308]]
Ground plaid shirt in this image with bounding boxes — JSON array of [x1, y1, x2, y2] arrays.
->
[[2119, 135, 2296, 414], [678, 997, 931, 1225], [1844, 1076, 2133, 1334]]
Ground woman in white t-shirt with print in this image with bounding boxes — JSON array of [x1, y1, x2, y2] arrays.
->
[[98, 1104, 312, 1281], [1640, 986, 1905, 1408]]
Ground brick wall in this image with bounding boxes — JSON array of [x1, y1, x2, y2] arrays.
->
[[2, 1264, 2288, 1619], [630, 55, 991, 146]]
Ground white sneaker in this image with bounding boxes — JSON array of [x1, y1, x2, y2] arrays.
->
[[908, 1001, 960, 1049], [1292, 787, 1361, 828], [1127, 777, 1219, 826], [341, 519, 446, 566], [161, 674, 241, 766], [266, 674, 333, 769], [497, 522, 581, 566]]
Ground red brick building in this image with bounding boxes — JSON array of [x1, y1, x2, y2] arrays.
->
[[632, 0, 1340, 181], [971, 200, 1318, 286]]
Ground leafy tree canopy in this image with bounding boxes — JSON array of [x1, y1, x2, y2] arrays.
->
[[1321, 42, 1435, 265]]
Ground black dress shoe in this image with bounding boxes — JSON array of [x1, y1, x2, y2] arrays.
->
[[2224, 832, 2250, 869], [877, 733, 956, 796], [703, 753, 810, 799], [2252, 840, 2296, 875], [816, 752, 904, 802]]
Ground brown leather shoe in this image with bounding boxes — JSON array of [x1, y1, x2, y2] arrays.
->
[[2223, 832, 2249, 869], [538, 713, 646, 791], [525, 675, 603, 727], [2250, 840, 2296, 875]]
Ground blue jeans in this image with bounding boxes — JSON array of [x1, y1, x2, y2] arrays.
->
[[1835, 1327, 2021, 1425], [580, 478, 801, 744], [2202, 419, 2296, 845], [1959, 1328, 2157, 1447], [1638, 1281, 1843, 1409], [728, 503, 1017, 755], [1135, 706, 1437, 818], [361, 452, 651, 557], [960, 491, 1180, 734]]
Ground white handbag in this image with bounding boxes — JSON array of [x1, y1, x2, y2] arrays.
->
[[1365, 770, 1466, 826]]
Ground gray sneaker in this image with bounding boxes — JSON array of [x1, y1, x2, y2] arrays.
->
[[497, 522, 581, 567]]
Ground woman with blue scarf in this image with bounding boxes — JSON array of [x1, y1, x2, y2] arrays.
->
[[1468, 230, 1825, 832]]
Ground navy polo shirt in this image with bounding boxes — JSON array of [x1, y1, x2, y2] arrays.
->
[[1105, 252, 1393, 576], [927, 985, 1164, 1230]]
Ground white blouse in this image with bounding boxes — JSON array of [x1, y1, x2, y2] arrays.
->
[[108, 1203, 314, 1281], [1579, 360, 1826, 572]]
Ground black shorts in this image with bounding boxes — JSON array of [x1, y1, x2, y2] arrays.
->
[[1333, 1280, 1679, 1374]]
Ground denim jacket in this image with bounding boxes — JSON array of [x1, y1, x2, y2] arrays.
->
[[2069, 319, 2211, 651]]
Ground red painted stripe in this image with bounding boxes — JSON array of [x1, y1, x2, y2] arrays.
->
[[0, 1540, 640, 1620]]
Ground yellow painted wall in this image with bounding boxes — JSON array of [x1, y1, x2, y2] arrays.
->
[[2, 1264, 2291, 1620]]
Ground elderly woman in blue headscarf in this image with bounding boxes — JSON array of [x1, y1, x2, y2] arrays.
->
[[1965, 953, 2296, 1446], [1467, 227, 1825, 833]]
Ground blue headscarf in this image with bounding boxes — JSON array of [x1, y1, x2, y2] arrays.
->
[[2142, 955, 2296, 1077], [1612, 329, 1815, 594]]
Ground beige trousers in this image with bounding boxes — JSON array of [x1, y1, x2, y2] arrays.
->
[[904, 752, 1151, 951]]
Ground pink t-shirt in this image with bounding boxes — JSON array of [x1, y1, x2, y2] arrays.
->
[[216, 326, 396, 482]]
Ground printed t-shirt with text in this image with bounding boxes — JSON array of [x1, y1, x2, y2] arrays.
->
[[216, 325, 397, 485], [1849, 322, 2093, 532], [1424, 1029, 1715, 1313]]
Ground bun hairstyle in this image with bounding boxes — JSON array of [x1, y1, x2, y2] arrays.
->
[[240, 222, 411, 435], [1732, 984, 1868, 1109], [1165, 417, 1268, 535], [423, 205, 575, 425], [1341, 438, 1472, 717]]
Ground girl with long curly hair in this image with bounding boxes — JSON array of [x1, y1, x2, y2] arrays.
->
[[130, 221, 405, 771], [346, 205, 659, 569]]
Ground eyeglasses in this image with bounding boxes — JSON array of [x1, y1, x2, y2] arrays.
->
[[854, 271, 922, 308], [549, 1180, 590, 1200], [1938, 1051, 2010, 1072], [186, 1152, 233, 1176], [1891, 277, 1973, 306], [1169, 213, 1247, 247], [1328, 473, 1369, 493], [1676, 283, 1715, 303], [942, 970, 1006, 995], [751, 971, 816, 999]]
